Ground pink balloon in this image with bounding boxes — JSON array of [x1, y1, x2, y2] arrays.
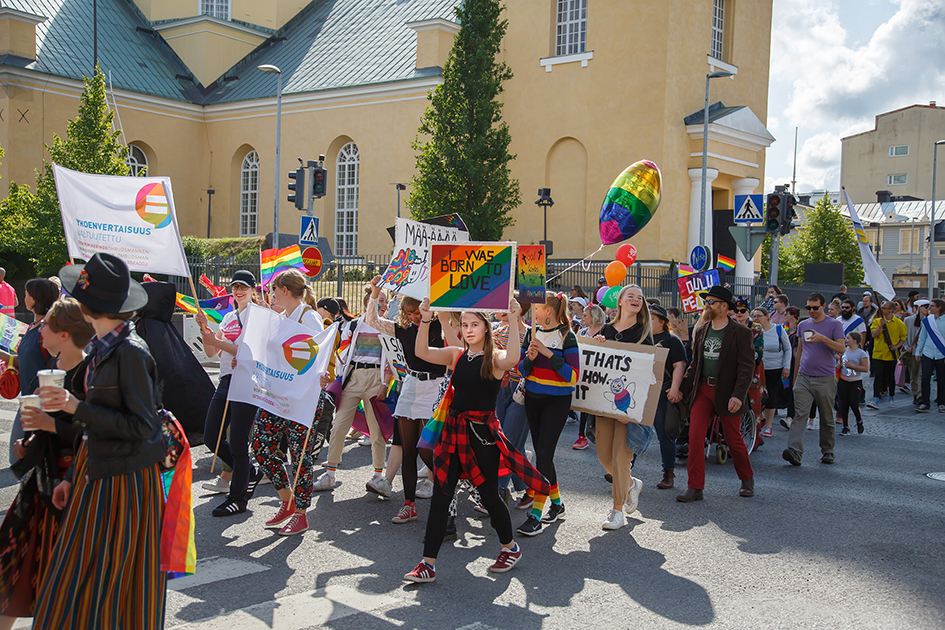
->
[[596, 286, 608, 303]]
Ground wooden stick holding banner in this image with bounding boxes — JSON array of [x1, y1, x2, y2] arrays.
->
[[209, 399, 229, 474], [429, 242, 516, 312]]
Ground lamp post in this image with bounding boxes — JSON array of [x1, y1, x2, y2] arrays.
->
[[928, 139, 945, 298], [699, 70, 733, 252], [535, 188, 554, 256], [258, 64, 283, 247], [395, 183, 406, 218]]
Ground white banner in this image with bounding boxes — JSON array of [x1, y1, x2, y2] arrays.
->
[[379, 334, 408, 381], [53, 164, 190, 276], [379, 217, 468, 300], [228, 304, 338, 428], [843, 188, 896, 301]]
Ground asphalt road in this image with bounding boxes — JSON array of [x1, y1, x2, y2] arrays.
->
[[1, 378, 943, 630]]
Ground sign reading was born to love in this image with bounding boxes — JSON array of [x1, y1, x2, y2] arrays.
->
[[570, 336, 668, 426], [677, 269, 721, 314], [429, 242, 516, 312]]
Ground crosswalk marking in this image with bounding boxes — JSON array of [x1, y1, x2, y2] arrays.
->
[[169, 556, 270, 591]]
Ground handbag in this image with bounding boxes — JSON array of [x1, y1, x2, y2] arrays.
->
[[895, 362, 906, 388], [0, 366, 19, 399], [664, 401, 682, 441], [512, 377, 526, 405]]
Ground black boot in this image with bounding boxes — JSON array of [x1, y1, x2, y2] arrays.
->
[[675, 488, 704, 503]]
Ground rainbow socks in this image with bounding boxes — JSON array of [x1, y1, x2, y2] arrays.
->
[[530, 494, 547, 520], [549, 484, 561, 506]]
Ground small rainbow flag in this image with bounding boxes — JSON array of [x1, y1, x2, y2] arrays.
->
[[717, 254, 736, 271], [175, 294, 233, 324], [678, 264, 696, 277], [260, 245, 304, 286]]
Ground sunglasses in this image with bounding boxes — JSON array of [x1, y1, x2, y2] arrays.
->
[[734, 308, 749, 314], [806, 305, 821, 311]]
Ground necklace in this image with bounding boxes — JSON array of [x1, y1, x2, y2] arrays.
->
[[466, 350, 483, 361]]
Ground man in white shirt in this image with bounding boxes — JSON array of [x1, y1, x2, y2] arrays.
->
[[902, 299, 929, 404]]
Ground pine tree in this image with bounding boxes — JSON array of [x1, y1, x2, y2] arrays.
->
[[5, 67, 130, 275], [408, 0, 520, 240], [778, 194, 865, 286]]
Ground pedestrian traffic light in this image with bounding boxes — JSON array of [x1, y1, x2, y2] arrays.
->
[[765, 193, 781, 234], [288, 167, 305, 210], [311, 166, 327, 199], [780, 194, 797, 236]]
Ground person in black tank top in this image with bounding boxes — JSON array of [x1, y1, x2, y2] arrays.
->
[[402, 299, 550, 584]]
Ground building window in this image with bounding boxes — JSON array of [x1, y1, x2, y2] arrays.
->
[[240, 151, 259, 237], [711, 0, 725, 60], [199, 0, 229, 20], [555, 0, 587, 57], [887, 174, 908, 186], [335, 142, 359, 257], [899, 226, 923, 254], [126, 144, 148, 176], [889, 145, 909, 157]]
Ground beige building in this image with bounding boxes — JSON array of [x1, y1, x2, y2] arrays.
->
[[0, 0, 774, 279], [842, 103, 945, 205]]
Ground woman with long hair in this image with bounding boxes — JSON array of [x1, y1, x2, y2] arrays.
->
[[197, 271, 266, 516], [251, 269, 324, 536], [752, 307, 791, 438], [516, 292, 580, 537]]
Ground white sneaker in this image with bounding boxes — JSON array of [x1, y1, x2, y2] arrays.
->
[[807, 419, 816, 431], [312, 472, 336, 492], [366, 475, 393, 498], [602, 508, 626, 530], [625, 477, 643, 515], [416, 478, 434, 499], [202, 476, 229, 494], [359, 434, 371, 447], [417, 463, 429, 476]]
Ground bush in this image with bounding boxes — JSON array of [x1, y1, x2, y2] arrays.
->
[[182, 236, 266, 261]]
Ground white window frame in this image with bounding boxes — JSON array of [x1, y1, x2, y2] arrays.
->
[[335, 143, 360, 258], [126, 144, 148, 176], [887, 173, 908, 186], [240, 151, 259, 237], [898, 226, 922, 254], [555, 0, 587, 57], [889, 145, 909, 157], [198, 0, 230, 20], [937, 270, 945, 295], [711, 0, 725, 61]]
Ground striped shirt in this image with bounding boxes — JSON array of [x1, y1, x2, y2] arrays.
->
[[493, 323, 526, 383], [518, 325, 580, 397]]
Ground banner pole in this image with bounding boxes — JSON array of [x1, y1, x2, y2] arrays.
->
[[209, 399, 229, 474], [187, 275, 210, 333], [290, 423, 314, 496]]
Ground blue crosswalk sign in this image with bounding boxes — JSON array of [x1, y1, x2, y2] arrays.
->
[[300, 216, 319, 247]]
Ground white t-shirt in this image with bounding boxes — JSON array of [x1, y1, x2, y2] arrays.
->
[[217, 310, 243, 378], [841, 348, 869, 381], [285, 302, 324, 332]]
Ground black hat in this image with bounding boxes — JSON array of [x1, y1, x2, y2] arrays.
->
[[734, 295, 751, 309], [598, 276, 607, 284], [230, 270, 257, 288], [650, 304, 668, 320], [697, 285, 736, 309], [59, 253, 147, 314]]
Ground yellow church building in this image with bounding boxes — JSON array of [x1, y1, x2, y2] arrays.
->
[[0, 0, 774, 279]]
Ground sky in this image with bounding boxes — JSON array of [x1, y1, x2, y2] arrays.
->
[[764, 0, 945, 195]]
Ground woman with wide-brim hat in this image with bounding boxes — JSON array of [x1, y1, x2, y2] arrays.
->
[[31, 253, 168, 629]]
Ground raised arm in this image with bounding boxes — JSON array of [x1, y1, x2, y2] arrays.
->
[[364, 275, 397, 336], [493, 299, 522, 374], [416, 299, 462, 367]]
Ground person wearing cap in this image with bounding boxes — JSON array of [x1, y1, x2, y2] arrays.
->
[[901, 299, 928, 405], [30, 253, 167, 628], [677, 285, 755, 502], [197, 270, 267, 516], [568, 296, 587, 333], [649, 304, 686, 490]]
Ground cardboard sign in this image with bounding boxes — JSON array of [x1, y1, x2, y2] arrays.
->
[[379, 217, 469, 300], [517, 245, 546, 304], [570, 336, 667, 426], [668, 318, 689, 341], [0, 313, 28, 354], [677, 269, 721, 314], [379, 334, 409, 381], [429, 242, 516, 312]]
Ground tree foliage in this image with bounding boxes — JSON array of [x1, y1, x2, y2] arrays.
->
[[408, 0, 520, 240], [778, 194, 864, 286], [3, 68, 129, 276]]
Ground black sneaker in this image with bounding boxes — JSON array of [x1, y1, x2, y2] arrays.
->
[[917, 404, 930, 412], [839, 427, 851, 436], [782, 449, 801, 466], [541, 502, 565, 524], [857, 422, 864, 434], [212, 497, 247, 517], [244, 467, 265, 500], [516, 515, 543, 537]]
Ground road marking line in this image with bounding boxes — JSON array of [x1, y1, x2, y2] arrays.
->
[[168, 556, 270, 591]]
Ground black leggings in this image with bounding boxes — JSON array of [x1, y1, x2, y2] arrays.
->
[[579, 412, 590, 438], [524, 394, 571, 488], [423, 423, 512, 558], [837, 379, 863, 428], [399, 417, 423, 501], [873, 359, 897, 399], [204, 374, 258, 500]]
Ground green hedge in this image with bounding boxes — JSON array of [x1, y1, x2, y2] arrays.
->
[[181, 236, 266, 260]]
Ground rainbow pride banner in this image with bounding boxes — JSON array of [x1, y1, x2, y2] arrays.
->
[[260, 245, 304, 286], [429, 242, 516, 312], [175, 293, 233, 324], [517, 245, 546, 304]]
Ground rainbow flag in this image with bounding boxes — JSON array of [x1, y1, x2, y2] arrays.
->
[[175, 294, 233, 323], [717, 254, 736, 271], [678, 264, 696, 277], [161, 439, 196, 578], [260, 245, 304, 286]]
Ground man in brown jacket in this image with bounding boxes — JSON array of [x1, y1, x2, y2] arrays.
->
[[676, 285, 756, 501]]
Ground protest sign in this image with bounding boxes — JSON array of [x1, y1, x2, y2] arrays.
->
[[379, 334, 409, 381], [380, 217, 469, 300], [570, 336, 667, 426], [0, 313, 28, 353], [677, 269, 721, 314], [53, 165, 190, 276], [517, 245, 546, 304], [228, 304, 337, 427], [429, 242, 516, 312]]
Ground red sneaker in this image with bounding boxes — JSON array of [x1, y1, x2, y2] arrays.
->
[[403, 561, 435, 583], [572, 436, 589, 450], [278, 512, 309, 536], [488, 545, 522, 573], [391, 503, 418, 524], [265, 500, 295, 529]]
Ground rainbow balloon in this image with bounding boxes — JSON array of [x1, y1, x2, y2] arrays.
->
[[599, 160, 662, 245]]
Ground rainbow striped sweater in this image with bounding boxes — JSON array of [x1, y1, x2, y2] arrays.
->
[[519, 325, 580, 397]]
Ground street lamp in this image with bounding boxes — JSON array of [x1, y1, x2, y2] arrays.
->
[[928, 139, 945, 298], [258, 64, 283, 247], [535, 188, 554, 256], [394, 183, 406, 217], [699, 70, 733, 253]]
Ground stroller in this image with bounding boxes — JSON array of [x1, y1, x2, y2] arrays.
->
[[704, 363, 764, 464]]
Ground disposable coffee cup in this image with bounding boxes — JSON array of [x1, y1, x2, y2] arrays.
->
[[37, 369, 66, 388], [19, 395, 41, 412], [803, 330, 814, 341]]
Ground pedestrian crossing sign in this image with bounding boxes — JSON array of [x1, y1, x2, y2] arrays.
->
[[300, 216, 319, 247], [734, 194, 764, 223]]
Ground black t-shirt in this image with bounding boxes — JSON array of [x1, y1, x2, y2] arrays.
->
[[394, 318, 446, 376], [652, 330, 687, 391], [600, 323, 653, 345]]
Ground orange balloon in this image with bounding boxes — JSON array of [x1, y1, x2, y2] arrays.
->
[[605, 260, 627, 287]]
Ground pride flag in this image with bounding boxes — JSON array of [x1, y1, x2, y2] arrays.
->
[[717, 254, 736, 271], [677, 264, 696, 277], [175, 294, 233, 323], [260, 245, 304, 286]]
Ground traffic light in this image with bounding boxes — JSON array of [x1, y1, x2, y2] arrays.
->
[[288, 167, 305, 210], [780, 194, 797, 236], [765, 193, 781, 234], [311, 166, 327, 199]]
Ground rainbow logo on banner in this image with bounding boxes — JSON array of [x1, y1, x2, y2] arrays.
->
[[282, 334, 320, 374], [517, 245, 546, 304], [429, 242, 516, 312], [135, 182, 173, 229]]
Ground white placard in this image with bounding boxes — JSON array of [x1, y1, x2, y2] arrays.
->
[[379, 217, 468, 300]]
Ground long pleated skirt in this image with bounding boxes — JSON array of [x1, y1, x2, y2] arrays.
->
[[32, 443, 167, 629]]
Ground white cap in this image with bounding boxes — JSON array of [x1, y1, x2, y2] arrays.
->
[[915, 299, 931, 308], [569, 297, 588, 308]]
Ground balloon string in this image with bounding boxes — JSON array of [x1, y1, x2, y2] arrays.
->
[[546, 244, 605, 284]]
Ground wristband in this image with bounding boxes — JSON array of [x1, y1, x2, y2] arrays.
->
[[421, 319, 432, 324]]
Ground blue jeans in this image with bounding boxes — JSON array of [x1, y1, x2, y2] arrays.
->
[[495, 381, 529, 492], [652, 394, 676, 471]]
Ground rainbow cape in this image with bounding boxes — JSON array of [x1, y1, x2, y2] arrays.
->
[[175, 294, 234, 323], [161, 434, 196, 578], [260, 245, 304, 286], [717, 254, 736, 271]]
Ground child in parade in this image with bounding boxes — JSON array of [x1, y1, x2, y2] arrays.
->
[[838, 332, 869, 435]]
